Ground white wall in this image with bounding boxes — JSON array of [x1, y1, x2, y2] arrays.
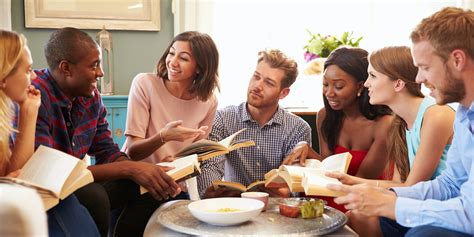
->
[[175, 0, 469, 109]]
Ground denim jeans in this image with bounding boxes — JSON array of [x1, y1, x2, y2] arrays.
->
[[379, 217, 471, 237], [47, 194, 100, 237]]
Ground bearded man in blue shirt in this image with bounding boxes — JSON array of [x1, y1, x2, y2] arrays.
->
[[327, 7, 473, 237]]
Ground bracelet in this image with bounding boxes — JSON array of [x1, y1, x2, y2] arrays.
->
[[159, 130, 165, 143]]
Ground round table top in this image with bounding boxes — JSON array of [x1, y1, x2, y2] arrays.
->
[[144, 198, 358, 237]]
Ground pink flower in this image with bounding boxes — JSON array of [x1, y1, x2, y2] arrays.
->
[[304, 51, 319, 63]]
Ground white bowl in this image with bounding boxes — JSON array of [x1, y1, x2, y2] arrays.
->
[[188, 197, 264, 226]]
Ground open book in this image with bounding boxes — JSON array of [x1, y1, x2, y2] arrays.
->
[[174, 128, 255, 162], [264, 152, 352, 196], [212, 180, 265, 193], [140, 154, 200, 194], [0, 145, 93, 210]]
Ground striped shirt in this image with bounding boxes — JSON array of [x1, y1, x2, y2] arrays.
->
[[31, 69, 121, 163], [197, 102, 312, 196]]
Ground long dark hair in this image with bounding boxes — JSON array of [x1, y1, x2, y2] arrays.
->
[[157, 31, 220, 101], [369, 46, 422, 181], [321, 47, 391, 151]]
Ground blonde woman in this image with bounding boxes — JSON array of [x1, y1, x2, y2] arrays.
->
[[0, 30, 40, 176], [1, 30, 100, 237]]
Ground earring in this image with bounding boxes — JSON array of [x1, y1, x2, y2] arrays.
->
[[357, 92, 361, 97]]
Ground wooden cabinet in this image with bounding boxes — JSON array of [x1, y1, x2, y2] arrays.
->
[[102, 95, 128, 149]]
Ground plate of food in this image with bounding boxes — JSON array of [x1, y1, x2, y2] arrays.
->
[[187, 197, 264, 226], [276, 197, 326, 218]]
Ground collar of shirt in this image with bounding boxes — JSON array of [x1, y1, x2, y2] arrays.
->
[[240, 102, 284, 126], [457, 101, 474, 122], [39, 69, 94, 112], [40, 69, 74, 108]]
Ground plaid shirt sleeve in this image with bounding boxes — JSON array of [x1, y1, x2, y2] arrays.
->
[[283, 119, 312, 157], [34, 92, 58, 149], [88, 100, 121, 164]]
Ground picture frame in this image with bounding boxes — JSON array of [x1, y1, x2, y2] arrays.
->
[[24, 0, 160, 31]]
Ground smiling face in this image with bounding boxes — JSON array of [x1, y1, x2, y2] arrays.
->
[[2, 46, 36, 103], [64, 46, 103, 99], [165, 41, 198, 85], [412, 40, 465, 105], [247, 61, 288, 109], [322, 65, 363, 110], [365, 63, 397, 106]]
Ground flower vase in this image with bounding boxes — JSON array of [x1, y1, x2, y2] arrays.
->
[[304, 57, 326, 75]]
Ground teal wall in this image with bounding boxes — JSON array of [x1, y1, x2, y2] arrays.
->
[[10, 0, 174, 95]]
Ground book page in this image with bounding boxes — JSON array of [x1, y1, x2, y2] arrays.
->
[[246, 180, 265, 191], [320, 152, 351, 172], [281, 165, 308, 178], [302, 170, 345, 197], [218, 128, 246, 148], [303, 170, 341, 185], [175, 140, 224, 157], [158, 154, 199, 178], [18, 145, 80, 196], [140, 154, 199, 194], [213, 180, 246, 192], [304, 159, 322, 168], [60, 167, 93, 199]]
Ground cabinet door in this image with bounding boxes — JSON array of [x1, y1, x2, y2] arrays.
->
[[105, 108, 114, 130], [112, 108, 127, 149]]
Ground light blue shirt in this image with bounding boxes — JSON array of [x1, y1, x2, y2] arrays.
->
[[393, 102, 474, 235], [406, 97, 449, 178]]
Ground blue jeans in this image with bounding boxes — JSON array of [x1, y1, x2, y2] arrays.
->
[[48, 194, 100, 237], [379, 217, 470, 237]]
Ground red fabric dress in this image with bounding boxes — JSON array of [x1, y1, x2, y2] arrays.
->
[[305, 145, 368, 213]]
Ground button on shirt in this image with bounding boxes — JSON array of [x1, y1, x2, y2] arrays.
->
[[197, 103, 312, 196], [393, 102, 474, 235], [32, 69, 121, 163]]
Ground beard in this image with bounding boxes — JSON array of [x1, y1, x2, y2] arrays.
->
[[437, 65, 465, 105]]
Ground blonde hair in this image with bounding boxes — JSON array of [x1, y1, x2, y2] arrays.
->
[[0, 30, 26, 166]]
